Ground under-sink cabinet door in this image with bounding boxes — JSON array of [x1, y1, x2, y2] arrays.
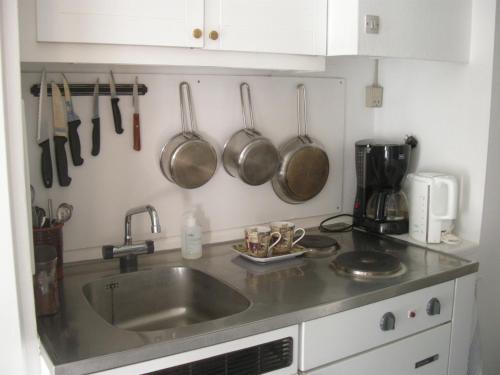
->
[[36, 0, 205, 48], [305, 323, 451, 375], [204, 0, 327, 55]]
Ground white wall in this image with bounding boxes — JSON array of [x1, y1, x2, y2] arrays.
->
[[372, 0, 496, 243], [22, 58, 375, 262], [478, 0, 500, 373]]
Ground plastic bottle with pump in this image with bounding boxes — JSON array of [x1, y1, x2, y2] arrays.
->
[[181, 211, 202, 259]]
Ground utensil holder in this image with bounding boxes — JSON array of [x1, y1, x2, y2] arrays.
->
[[33, 224, 64, 279]]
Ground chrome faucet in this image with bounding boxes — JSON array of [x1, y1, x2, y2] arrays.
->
[[124, 205, 161, 245], [102, 205, 162, 272]]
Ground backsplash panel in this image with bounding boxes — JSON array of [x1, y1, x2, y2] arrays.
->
[[22, 74, 345, 260]]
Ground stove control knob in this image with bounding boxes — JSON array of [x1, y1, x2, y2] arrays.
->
[[380, 312, 396, 331], [427, 298, 441, 316]]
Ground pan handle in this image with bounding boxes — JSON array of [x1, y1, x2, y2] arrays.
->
[[179, 82, 198, 136], [240, 82, 256, 131], [297, 84, 309, 139]]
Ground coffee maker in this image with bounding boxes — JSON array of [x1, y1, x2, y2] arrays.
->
[[353, 138, 417, 234]]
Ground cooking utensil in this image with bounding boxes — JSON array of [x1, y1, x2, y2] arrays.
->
[[33, 206, 46, 228], [110, 71, 123, 134], [37, 70, 53, 188], [48, 198, 53, 224], [51, 82, 71, 186], [133, 76, 141, 151], [62, 74, 84, 166], [91, 78, 100, 156], [56, 203, 73, 224], [272, 84, 329, 204], [30, 185, 35, 206], [159, 82, 217, 189], [222, 83, 279, 186]]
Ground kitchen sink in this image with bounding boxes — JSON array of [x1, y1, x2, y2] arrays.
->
[[82, 266, 250, 332]]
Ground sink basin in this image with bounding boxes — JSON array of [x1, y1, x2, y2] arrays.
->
[[82, 266, 250, 332]]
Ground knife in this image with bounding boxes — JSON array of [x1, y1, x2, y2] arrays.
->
[[51, 82, 71, 187], [133, 76, 141, 151], [110, 71, 123, 134], [91, 78, 100, 156], [62, 74, 84, 166], [37, 70, 53, 188]]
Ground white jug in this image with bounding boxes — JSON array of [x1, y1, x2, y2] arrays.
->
[[406, 173, 458, 243]]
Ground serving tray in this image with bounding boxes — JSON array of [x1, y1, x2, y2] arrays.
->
[[232, 243, 308, 264]]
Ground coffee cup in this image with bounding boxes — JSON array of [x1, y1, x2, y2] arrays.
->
[[269, 221, 305, 255], [244, 226, 282, 258]]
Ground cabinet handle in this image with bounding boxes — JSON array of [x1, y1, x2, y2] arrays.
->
[[192, 28, 203, 39], [209, 30, 219, 40]]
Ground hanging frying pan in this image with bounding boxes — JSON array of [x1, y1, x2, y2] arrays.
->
[[272, 84, 330, 204]]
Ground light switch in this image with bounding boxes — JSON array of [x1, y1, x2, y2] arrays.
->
[[365, 15, 380, 34]]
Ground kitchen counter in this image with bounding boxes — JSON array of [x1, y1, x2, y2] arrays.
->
[[38, 229, 478, 375]]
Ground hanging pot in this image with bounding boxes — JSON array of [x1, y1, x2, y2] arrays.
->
[[160, 82, 217, 189], [222, 82, 279, 186]]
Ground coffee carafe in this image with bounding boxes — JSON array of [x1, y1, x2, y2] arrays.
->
[[353, 137, 417, 234]]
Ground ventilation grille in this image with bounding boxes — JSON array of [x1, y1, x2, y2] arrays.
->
[[144, 337, 293, 375]]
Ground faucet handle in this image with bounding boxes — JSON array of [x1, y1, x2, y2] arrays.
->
[[102, 245, 115, 259], [101, 240, 155, 261]]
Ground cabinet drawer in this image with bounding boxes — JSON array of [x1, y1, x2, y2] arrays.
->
[[299, 281, 454, 370], [307, 323, 451, 375]]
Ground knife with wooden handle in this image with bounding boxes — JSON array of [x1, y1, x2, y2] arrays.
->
[[110, 71, 123, 134], [62, 74, 84, 166], [133, 76, 141, 151], [37, 70, 53, 188], [51, 82, 71, 186]]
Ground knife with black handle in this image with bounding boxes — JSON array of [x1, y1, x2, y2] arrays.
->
[[62, 74, 84, 166], [51, 82, 72, 187], [91, 117, 101, 156], [37, 70, 53, 188], [39, 140, 53, 188], [110, 71, 123, 134], [67, 118, 83, 165], [54, 136, 71, 186], [91, 78, 100, 156]]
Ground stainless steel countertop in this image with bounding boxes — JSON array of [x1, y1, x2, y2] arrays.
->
[[38, 229, 478, 375]]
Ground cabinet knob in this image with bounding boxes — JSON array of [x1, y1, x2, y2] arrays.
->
[[209, 30, 219, 40], [380, 312, 396, 331], [192, 28, 203, 39], [427, 298, 441, 316]]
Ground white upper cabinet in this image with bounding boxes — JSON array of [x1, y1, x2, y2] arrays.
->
[[36, 0, 327, 56], [37, 0, 205, 48], [204, 0, 327, 55], [328, 0, 472, 62]]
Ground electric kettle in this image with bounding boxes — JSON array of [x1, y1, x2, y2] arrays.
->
[[406, 172, 458, 243]]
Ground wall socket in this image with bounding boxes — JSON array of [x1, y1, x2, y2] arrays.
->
[[366, 85, 383, 107]]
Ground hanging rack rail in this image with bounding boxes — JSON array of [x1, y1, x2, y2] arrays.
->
[[30, 83, 148, 97]]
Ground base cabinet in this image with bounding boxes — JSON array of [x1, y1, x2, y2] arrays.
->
[[304, 323, 451, 375]]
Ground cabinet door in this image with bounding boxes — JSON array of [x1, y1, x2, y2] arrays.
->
[[37, 0, 205, 48], [307, 323, 451, 375], [205, 0, 327, 55]]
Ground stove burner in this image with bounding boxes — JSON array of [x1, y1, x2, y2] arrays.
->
[[331, 251, 404, 279], [298, 235, 338, 249]]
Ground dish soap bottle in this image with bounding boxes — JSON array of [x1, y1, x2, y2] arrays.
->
[[181, 211, 202, 259]]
